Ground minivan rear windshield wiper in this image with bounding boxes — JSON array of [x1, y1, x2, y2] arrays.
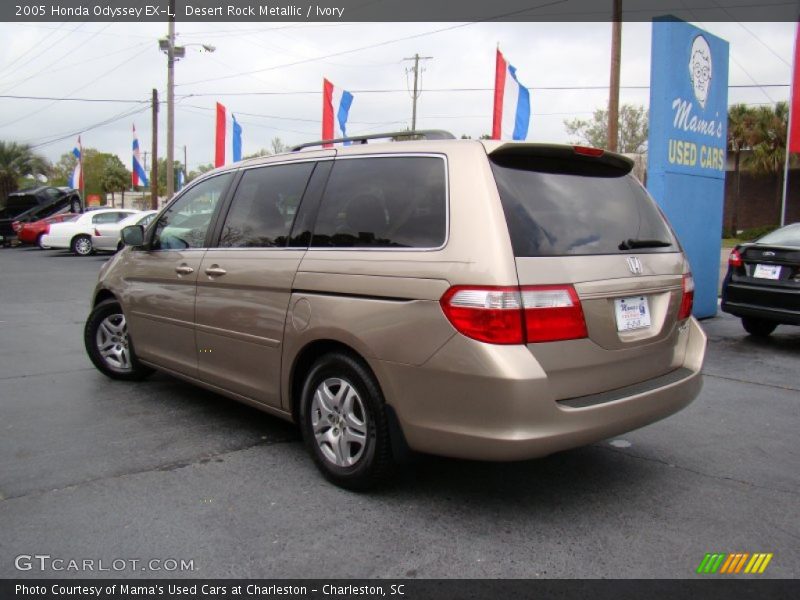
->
[[618, 238, 673, 250]]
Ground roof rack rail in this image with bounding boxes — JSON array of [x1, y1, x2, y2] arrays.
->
[[290, 129, 456, 152]]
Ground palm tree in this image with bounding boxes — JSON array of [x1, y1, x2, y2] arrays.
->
[[727, 104, 758, 236], [745, 102, 789, 221], [0, 141, 49, 204]]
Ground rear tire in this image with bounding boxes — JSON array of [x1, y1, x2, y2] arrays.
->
[[84, 299, 153, 381], [299, 352, 394, 490], [72, 234, 93, 256], [741, 317, 777, 337]]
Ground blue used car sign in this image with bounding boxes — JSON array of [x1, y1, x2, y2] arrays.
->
[[647, 17, 730, 318]]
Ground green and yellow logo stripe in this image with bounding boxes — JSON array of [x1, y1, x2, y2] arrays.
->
[[696, 553, 773, 574]]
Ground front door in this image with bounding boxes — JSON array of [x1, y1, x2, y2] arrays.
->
[[195, 161, 318, 407], [124, 173, 233, 377]]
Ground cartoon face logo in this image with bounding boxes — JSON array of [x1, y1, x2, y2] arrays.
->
[[689, 35, 712, 109]]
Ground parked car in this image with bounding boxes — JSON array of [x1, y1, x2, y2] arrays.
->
[[92, 210, 158, 253], [0, 186, 81, 245], [18, 213, 81, 248], [84, 131, 706, 489], [721, 222, 800, 336], [42, 208, 139, 256]]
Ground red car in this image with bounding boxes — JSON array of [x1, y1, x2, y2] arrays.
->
[[17, 213, 79, 248]]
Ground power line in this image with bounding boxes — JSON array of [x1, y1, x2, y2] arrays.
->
[[0, 22, 84, 81], [0, 95, 151, 103], [177, 0, 569, 87], [0, 82, 789, 106], [27, 104, 151, 149], [0, 39, 151, 93], [0, 46, 152, 129], [708, 0, 792, 67]]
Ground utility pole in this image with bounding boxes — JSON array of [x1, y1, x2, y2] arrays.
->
[[403, 53, 432, 131], [607, 0, 622, 152], [166, 0, 176, 200], [151, 88, 159, 210], [183, 144, 187, 184]]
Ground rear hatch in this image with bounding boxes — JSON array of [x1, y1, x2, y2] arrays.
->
[[489, 144, 691, 400]]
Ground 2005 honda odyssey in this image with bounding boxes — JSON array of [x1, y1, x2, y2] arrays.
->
[[85, 131, 706, 489]]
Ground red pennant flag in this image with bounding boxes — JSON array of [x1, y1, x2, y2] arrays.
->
[[215, 102, 226, 167], [789, 23, 800, 153], [322, 78, 334, 147], [492, 49, 507, 140]]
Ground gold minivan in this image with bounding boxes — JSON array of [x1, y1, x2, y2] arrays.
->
[[85, 132, 706, 489]]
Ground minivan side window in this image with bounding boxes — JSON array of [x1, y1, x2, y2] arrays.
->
[[219, 162, 315, 248], [310, 156, 446, 249], [151, 173, 232, 250]]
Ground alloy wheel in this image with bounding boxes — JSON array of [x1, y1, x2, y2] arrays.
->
[[310, 377, 369, 467], [95, 313, 131, 371]]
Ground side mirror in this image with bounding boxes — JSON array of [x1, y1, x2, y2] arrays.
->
[[121, 225, 145, 247]]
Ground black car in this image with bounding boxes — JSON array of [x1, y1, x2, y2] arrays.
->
[[721, 223, 800, 336], [0, 186, 82, 245]]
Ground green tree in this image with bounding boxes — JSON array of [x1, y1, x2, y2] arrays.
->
[[727, 104, 759, 235], [745, 102, 789, 220], [101, 155, 130, 208], [156, 157, 185, 194], [0, 141, 49, 203], [81, 148, 109, 198], [51, 152, 77, 187], [243, 137, 289, 160], [243, 149, 269, 160], [270, 137, 287, 154], [187, 163, 214, 182], [565, 104, 649, 153]]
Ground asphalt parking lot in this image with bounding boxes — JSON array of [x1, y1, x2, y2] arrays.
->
[[0, 245, 798, 579]]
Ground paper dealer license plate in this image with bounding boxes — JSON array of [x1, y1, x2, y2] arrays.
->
[[614, 296, 651, 332], [753, 264, 781, 280]]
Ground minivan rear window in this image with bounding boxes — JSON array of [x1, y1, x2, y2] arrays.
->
[[490, 154, 677, 257]]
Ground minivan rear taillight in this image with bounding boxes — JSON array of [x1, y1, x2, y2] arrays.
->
[[522, 286, 588, 342], [440, 285, 588, 345], [678, 273, 694, 320]]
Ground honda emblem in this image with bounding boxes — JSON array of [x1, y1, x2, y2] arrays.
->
[[626, 256, 643, 275]]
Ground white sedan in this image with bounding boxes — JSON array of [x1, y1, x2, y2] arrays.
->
[[41, 208, 140, 256], [92, 210, 158, 253]]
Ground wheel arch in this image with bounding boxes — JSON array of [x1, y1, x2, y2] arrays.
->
[[71, 232, 92, 252], [93, 288, 117, 307], [287, 338, 411, 462], [288, 339, 368, 424]]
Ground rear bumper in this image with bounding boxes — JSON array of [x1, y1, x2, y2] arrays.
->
[[40, 234, 69, 249], [721, 280, 800, 325], [375, 318, 706, 461]]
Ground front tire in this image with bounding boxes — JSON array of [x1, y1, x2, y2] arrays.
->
[[299, 352, 394, 490], [72, 234, 93, 256], [742, 317, 778, 337], [84, 299, 153, 380]]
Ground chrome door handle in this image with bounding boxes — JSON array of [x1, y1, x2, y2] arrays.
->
[[204, 266, 227, 277], [175, 265, 194, 275]]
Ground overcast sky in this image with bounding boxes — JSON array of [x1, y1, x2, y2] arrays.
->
[[0, 19, 794, 172]]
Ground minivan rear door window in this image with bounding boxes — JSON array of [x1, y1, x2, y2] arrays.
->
[[490, 153, 677, 257]]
